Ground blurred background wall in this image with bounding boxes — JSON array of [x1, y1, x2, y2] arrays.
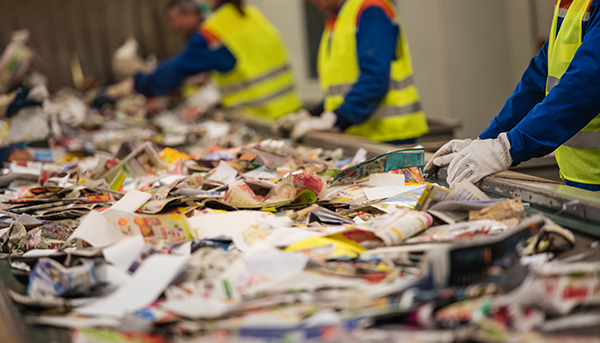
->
[[0, 0, 554, 138], [0, 0, 185, 88]]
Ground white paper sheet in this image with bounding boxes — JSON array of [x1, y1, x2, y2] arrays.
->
[[249, 227, 326, 252], [350, 148, 368, 165], [102, 235, 146, 271], [110, 190, 152, 213], [26, 315, 121, 328], [21, 247, 77, 258], [368, 173, 406, 186], [170, 241, 192, 256], [103, 264, 133, 287], [76, 254, 189, 318], [232, 226, 323, 253], [244, 248, 309, 280], [363, 185, 423, 201], [156, 174, 187, 186], [245, 271, 364, 295], [68, 211, 127, 248], [188, 211, 293, 239], [22, 249, 58, 258], [160, 298, 231, 319], [207, 161, 238, 184], [243, 170, 278, 180], [215, 248, 308, 301]]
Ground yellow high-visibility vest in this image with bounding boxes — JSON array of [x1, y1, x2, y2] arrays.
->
[[548, 0, 600, 184], [317, 0, 428, 142], [203, 4, 302, 121]]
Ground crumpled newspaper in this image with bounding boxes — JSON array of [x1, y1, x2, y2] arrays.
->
[[2, 221, 29, 254]]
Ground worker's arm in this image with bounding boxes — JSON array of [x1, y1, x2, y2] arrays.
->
[[134, 29, 236, 97], [333, 3, 398, 130], [479, 43, 548, 140], [506, 18, 600, 165]]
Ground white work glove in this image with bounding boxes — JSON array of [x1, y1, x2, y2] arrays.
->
[[290, 111, 338, 142], [423, 139, 473, 176], [446, 132, 513, 189], [271, 109, 311, 136], [186, 82, 221, 115]]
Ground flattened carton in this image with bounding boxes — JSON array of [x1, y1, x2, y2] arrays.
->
[[330, 148, 425, 187]]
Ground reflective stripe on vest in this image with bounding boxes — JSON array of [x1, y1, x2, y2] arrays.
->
[[203, 4, 302, 120], [546, 75, 560, 92], [563, 131, 600, 149], [232, 85, 296, 109], [548, 0, 600, 184], [220, 64, 292, 95], [326, 75, 416, 97], [371, 103, 423, 120]]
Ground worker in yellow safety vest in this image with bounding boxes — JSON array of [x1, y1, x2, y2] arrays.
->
[[275, 0, 429, 144], [426, 0, 600, 191], [131, 0, 302, 120]]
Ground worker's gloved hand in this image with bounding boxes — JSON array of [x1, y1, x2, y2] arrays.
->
[[290, 111, 338, 142], [446, 132, 512, 189], [271, 109, 311, 136], [423, 139, 473, 176]]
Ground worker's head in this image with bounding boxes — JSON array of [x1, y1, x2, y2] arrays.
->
[[166, 0, 202, 38], [305, 0, 343, 12], [208, 0, 245, 15]]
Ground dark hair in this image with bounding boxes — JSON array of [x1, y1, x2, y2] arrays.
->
[[167, 0, 201, 16], [224, 0, 245, 16]]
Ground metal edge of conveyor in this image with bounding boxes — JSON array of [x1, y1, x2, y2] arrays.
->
[[437, 168, 600, 224], [0, 280, 30, 343]]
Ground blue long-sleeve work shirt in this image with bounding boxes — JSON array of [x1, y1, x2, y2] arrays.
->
[[479, 2, 600, 172], [134, 29, 236, 97], [318, 2, 400, 130]]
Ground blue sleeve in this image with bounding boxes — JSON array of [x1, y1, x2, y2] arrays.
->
[[479, 43, 548, 140], [507, 15, 600, 165], [334, 7, 398, 130], [134, 33, 236, 97]]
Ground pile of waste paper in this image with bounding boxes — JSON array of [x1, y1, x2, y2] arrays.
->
[[1, 33, 599, 343], [0, 128, 596, 343]]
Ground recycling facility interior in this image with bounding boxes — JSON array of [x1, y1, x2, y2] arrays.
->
[[5, 1, 600, 343], [0, 0, 553, 150]]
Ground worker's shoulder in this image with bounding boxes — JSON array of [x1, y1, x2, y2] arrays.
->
[[191, 26, 222, 51], [357, 0, 396, 22]]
